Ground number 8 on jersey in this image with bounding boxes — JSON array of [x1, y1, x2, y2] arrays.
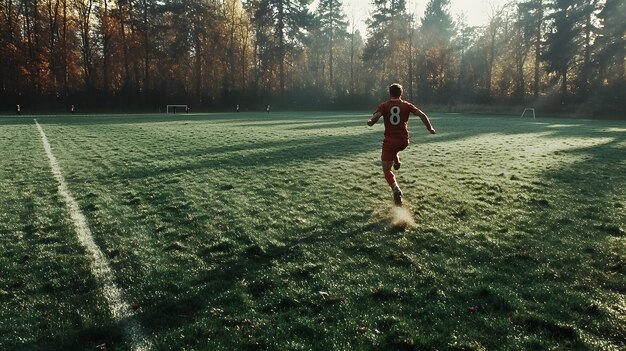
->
[[390, 106, 401, 125]]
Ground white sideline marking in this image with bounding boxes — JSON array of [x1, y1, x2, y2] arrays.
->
[[35, 120, 151, 351]]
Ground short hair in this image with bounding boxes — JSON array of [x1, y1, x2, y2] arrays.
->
[[389, 83, 403, 98]]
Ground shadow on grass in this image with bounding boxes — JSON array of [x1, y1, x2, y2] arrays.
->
[[98, 116, 626, 348], [133, 213, 391, 348], [109, 130, 382, 181], [6, 114, 625, 349], [445, 121, 626, 348], [0, 112, 365, 127], [87, 114, 594, 182]]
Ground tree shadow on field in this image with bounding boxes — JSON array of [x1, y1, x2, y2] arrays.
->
[[444, 121, 626, 348], [134, 214, 391, 348], [0, 111, 364, 127], [536, 121, 625, 224], [4, 217, 394, 349], [289, 118, 369, 130], [107, 128, 383, 181], [529, 120, 626, 200], [13, 114, 625, 349], [516, 131, 625, 346], [88, 114, 572, 183], [131, 117, 625, 349], [0, 113, 263, 127]]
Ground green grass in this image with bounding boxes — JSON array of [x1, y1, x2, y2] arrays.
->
[[1, 112, 624, 350]]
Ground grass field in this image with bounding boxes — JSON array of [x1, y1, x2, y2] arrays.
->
[[1, 111, 624, 350]]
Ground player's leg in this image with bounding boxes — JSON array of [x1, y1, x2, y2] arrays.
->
[[381, 142, 396, 187], [393, 154, 401, 170], [381, 145, 403, 206], [393, 141, 408, 170], [382, 160, 396, 187]]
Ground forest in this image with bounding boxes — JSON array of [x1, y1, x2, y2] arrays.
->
[[0, 0, 624, 115]]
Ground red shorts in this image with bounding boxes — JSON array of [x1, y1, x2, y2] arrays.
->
[[381, 138, 409, 162]]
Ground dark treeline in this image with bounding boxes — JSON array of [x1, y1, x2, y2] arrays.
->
[[0, 0, 624, 115]]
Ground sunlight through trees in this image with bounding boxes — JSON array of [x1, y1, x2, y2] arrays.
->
[[0, 0, 623, 114]]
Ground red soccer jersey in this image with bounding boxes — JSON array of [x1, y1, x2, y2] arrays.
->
[[375, 99, 419, 140]]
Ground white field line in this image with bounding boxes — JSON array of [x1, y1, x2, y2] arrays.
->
[[34, 120, 151, 351]]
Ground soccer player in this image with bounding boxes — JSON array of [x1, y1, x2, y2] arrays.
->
[[16, 104, 21, 115], [367, 83, 436, 206]]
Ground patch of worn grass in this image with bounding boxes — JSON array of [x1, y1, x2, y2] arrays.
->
[[1, 112, 624, 350]]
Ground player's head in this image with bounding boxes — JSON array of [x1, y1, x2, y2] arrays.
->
[[389, 83, 403, 98]]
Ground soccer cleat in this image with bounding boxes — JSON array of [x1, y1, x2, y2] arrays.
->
[[393, 186, 403, 206]]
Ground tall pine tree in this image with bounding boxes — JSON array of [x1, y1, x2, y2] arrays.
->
[[315, 0, 348, 88], [362, 0, 412, 94], [419, 0, 455, 102], [253, 0, 312, 95], [595, 0, 625, 84], [517, 0, 544, 97], [543, 0, 580, 99]]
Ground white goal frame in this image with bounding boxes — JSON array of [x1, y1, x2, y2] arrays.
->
[[166, 104, 188, 114], [521, 108, 536, 119]]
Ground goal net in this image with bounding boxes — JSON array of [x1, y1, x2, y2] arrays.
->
[[521, 108, 536, 119], [166, 105, 188, 114]]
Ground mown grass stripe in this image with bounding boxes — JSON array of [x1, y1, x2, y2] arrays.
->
[[34, 119, 151, 351]]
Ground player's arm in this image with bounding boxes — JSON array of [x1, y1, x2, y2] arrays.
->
[[412, 108, 436, 134], [368, 111, 382, 126]]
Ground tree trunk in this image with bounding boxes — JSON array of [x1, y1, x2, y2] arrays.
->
[[408, 21, 414, 101], [62, 0, 68, 97], [349, 19, 355, 95], [487, 30, 496, 98], [561, 68, 567, 99], [278, 0, 285, 95], [46, 0, 60, 94], [533, 0, 543, 98], [580, 1, 594, 96], [102, 0, 110, 94], [329, 25, 334, 88], [142, 0, 149, 91], [194, 27, 202, 100]]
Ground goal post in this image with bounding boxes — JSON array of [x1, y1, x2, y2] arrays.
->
[[521, 107, 536, 119], [166, 105, 188, 114]]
